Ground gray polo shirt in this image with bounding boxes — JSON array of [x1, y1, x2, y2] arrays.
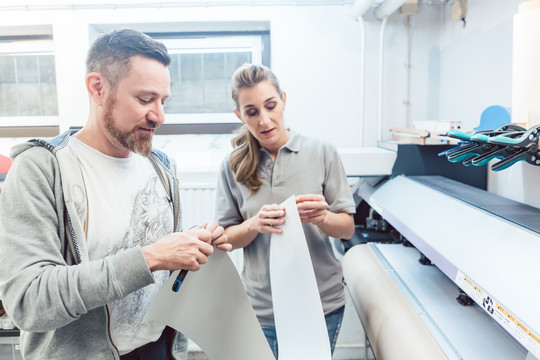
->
[[215, 131, 356, 326]]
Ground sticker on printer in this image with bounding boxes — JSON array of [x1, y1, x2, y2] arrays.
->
[[456, 270, 540, 358]]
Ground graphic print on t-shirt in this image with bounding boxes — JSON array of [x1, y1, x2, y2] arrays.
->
[[107, 176, 172, 337]]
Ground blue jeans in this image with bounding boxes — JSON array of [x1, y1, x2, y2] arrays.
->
[[261, 305, 345, 359]]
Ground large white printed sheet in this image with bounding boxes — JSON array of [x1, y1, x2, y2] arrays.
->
[[144, 195, 330, 359], [143, 249, 275, 360], [270, 195, 331, 360]]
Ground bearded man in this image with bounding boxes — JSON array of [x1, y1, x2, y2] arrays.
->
[[0, 29, 230, 360]]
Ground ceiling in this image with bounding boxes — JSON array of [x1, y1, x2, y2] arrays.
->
[[0, 0, 448, 11]]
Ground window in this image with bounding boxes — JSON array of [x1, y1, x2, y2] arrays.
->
[[0, 53, 58, 116], [160, 35, 264, 124], [0, 34, 59, 124]]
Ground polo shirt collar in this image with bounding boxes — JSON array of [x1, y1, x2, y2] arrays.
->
[[282, 130, 301, 153]]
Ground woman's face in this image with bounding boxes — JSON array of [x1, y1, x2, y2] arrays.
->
[[234, 80, 289, 156]]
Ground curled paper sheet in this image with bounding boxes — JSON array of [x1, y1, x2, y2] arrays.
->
[[270, 195, 332, 360], [143, 249, 275, 360]]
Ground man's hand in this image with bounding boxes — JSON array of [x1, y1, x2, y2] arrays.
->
[[197, 221, 232, 252], [142, 228, 214, 272]]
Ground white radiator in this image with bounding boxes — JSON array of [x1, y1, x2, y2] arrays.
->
[[179, 183, 217, 230]]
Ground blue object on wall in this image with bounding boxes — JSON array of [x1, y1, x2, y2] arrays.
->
[[474, 105, 512, 130]]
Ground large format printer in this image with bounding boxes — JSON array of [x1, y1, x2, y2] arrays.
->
[[340, 142, 540, 360]]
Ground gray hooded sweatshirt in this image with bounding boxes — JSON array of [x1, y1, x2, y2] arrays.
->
[[0, 130, 187, 359]]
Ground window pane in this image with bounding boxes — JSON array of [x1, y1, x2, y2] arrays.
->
[[18, 83, 41, 116], [225, 52, 251, 111], [0, 54, 58, 116], [166, 54, 182, 113], [17, 56, 40, 116], [0, 57, 17, 116], [165, 50, 252, 115], [0, 57, 16, 83], [225, 52, 252, 74], [168, 53, 205, 114], [39, 55, 58, 116], [203, 53, 226, 113], [16, 56, 39, 83], [17, 56, 41, 116]]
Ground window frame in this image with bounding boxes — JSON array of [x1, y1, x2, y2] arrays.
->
[[161, 34, 262, 124], [149, 30, 270, 134]]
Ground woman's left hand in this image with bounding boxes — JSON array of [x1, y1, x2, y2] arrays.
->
[[296, 194, 328, 226]]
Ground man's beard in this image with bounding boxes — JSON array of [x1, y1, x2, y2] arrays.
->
[[103, 95, 157, 157]]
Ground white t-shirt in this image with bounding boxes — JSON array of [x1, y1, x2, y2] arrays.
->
[[68, 138, 172, 355]]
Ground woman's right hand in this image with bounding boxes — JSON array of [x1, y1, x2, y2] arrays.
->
[[248, 204, 286, 234]]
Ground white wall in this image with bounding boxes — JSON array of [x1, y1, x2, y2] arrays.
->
[[429, 0, 540, 207], [3, 0, 540, 206], [438, 0, 516, 127], [408, 3, 445, 124]]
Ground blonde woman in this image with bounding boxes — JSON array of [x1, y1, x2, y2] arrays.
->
[[215, 64, 356, 358]]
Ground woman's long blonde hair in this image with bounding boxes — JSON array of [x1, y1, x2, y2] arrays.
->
[[229, 64, 283, 194]]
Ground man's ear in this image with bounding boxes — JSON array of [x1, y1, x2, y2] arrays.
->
[[86, 72, 105, 106], [233, 108, 245, 123]]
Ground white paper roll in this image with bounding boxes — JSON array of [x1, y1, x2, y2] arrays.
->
[[511, 2, 540, 127]]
